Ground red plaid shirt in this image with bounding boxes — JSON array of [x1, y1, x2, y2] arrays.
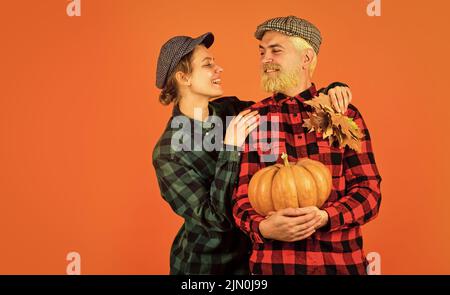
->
[[232, 84, 382, 275]]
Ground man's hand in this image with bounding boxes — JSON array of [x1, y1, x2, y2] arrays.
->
[[259, 206, 328, 242], [328, 86, 352, 114], [259, 207, 329, 242]]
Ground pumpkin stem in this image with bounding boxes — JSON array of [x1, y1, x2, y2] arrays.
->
[[281, 152, 290, 167]]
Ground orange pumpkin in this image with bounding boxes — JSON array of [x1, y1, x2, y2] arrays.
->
[[248, 152, 332, 216]]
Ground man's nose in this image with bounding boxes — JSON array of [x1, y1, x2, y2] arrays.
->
[[261, 53, 273, 64], [215, 65, 224, 73]]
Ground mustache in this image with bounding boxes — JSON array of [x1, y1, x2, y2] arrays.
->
[[263, 63, 281, 72]]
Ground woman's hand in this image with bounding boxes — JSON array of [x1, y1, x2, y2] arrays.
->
[[224, 109, 260, 147], [328, 86, 353, 114]]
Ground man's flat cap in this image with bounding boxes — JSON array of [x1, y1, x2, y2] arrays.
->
[[255, 16, 322, 54]]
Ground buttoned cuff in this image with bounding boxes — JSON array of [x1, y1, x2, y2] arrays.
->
[[323, 205, 345, 232]]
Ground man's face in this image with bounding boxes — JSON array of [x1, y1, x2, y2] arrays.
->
[[188, 45, 224, 99], [259, 31, 303, 93]]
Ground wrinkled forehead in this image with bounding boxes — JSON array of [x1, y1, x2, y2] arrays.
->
[[259, 31, 292, 49]]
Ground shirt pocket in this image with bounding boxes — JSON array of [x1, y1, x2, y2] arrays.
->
[[316, 139, 344, 178]]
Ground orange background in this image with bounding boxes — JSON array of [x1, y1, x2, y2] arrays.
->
[[1, 0, 449, 274]]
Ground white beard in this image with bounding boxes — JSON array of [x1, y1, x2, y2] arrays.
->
[[261, 67, 301, 93]]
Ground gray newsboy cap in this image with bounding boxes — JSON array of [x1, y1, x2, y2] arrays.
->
[[156, 32, 214, 89], [255, 16, 322, 54]]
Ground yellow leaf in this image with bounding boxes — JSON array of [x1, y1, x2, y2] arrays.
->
[[323, 126, 333, 139]]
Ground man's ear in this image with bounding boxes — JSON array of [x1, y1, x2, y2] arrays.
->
[[302, 48, 315, 69], [175, 71, 191, 86]]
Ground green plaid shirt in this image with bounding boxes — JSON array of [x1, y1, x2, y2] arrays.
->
[[152, 97, 254, 275]]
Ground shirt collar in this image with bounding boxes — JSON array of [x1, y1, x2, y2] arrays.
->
[[171, 103, 217, 131], [272, 83, 318, 105]]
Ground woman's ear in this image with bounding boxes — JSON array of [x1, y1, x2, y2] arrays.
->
[[175, 71, 191, 87]]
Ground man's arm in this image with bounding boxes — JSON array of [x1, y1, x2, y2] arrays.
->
[[321, 106, 382, 231]]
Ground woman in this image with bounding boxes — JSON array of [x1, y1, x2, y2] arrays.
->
[[152, 32, 352, 274]]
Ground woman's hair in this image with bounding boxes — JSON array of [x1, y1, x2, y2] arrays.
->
[[159, 51, 195, 105], [290, 37, 318, 77]]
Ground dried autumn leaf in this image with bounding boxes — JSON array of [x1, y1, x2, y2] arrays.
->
[[347, 117, 359, 130], [334, 129, 343, 146], [344, 136, 362, 152], [313, 113, 328, 129], [304, 94, 332, 110], [303, 118, 313, 131], [323, 126, 333, 139], [302, 93, 364, 152]]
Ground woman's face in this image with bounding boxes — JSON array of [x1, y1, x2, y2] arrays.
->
[[187, 45, 224, 99]]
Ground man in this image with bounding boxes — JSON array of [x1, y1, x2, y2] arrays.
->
[[232, 16, 382, 275]]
